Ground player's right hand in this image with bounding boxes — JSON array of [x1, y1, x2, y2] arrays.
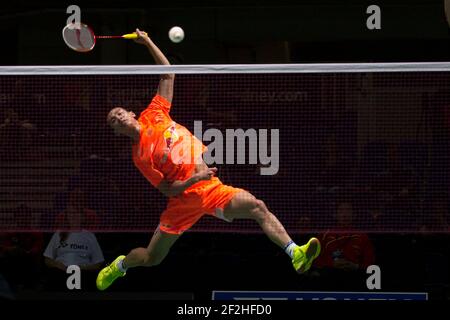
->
[[133, 28, 150, 45], [196, 167, 218, 181]]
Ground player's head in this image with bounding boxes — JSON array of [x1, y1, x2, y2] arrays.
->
[[107, 107, 139, 137]]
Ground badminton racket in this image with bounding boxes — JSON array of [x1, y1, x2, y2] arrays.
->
[[62, 22, 147, 52]]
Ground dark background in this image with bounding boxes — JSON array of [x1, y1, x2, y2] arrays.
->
[[0, 0, 449, 65], [0, 0, 449, 303]]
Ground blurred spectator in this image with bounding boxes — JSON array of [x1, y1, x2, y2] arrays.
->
[[310, 200, 376, 290], [53, 188, 100, 230], [43, 188, 104, 291], [43, 231, 104, 273], [43, 230, 105, 291]]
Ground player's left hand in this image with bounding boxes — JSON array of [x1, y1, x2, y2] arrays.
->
[[196, 167, 218, 181]]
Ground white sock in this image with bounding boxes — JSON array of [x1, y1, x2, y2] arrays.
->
[[116, 258, 128, 272], [284, 240, 298, 259]]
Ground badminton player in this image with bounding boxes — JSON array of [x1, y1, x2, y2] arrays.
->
[[96, 29, 321, 290]]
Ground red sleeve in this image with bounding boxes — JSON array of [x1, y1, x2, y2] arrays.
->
[[313, 233, 334, 268], [360, 235, 376, 268]]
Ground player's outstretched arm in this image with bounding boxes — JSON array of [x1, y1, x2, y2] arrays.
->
[[134, 28, 174, 103]]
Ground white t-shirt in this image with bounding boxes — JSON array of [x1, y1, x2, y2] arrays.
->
[[43, 231, 104, 267]]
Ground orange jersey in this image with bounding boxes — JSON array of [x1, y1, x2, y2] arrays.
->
[[132, 95, 245, 235], [132, 95, 207, 188]]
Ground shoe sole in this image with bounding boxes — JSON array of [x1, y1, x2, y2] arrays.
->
[[296, 237, 321, 274], [96, 267, 114, 291]]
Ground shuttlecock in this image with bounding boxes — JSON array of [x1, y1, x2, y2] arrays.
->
[[168, 26, 184, 43]]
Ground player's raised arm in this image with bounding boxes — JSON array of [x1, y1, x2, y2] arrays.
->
[[134, 28, 175, 103]]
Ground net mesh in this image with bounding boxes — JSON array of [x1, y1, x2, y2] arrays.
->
[[1, 69, 450, 233]]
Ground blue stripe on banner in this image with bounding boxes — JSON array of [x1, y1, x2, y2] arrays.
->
[[212, 291, 428, 301]]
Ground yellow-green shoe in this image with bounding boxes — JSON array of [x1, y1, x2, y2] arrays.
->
[[292, 237, 321, 274], [96, 255, 126, 291]]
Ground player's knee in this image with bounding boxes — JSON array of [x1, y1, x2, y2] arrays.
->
[[130, 247, 152, 266], [249, 199, 268, 221]]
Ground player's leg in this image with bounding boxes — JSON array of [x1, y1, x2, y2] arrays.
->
[[96, 228, 180, 290], [223, 191, 320, 273], [122, 228, 180, 268], [224, 191, 291, 248]]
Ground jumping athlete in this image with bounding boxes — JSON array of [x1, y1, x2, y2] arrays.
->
[[96, 29, 321, 291]]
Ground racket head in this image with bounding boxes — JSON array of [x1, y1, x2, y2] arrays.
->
[[62, 22, 96, 52]]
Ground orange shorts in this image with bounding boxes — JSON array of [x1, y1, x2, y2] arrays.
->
[[159, 177, 244, 234]]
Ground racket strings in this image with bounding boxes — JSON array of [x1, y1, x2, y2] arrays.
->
[[62, 23, 95, 52]]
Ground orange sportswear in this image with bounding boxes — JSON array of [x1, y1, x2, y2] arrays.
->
[[132, 95, 242, 234]]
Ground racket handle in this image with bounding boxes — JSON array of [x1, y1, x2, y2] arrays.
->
[[122, 32, 148, 39]]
